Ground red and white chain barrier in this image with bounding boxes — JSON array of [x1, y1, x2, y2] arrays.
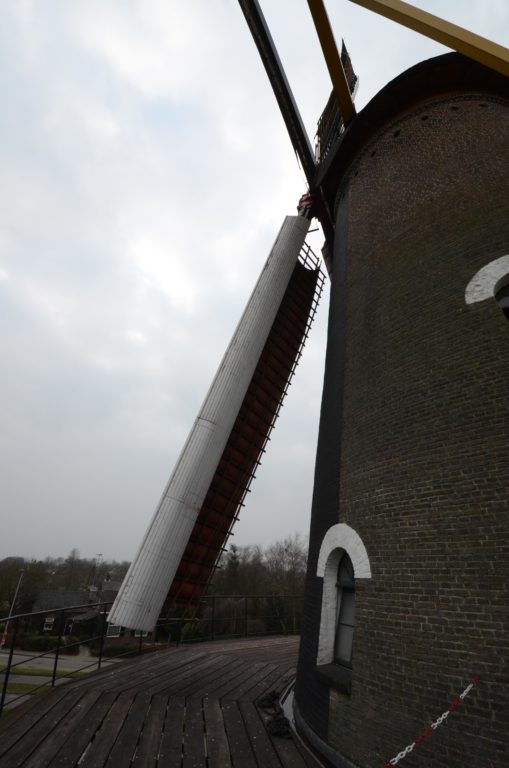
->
[[380, 676, 480, 767]]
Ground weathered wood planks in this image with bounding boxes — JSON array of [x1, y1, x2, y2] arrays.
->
[[0, 636, 319, 767]]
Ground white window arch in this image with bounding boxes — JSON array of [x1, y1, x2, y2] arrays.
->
[[465, 255, 509, 316], [316, 524, 371, 667]]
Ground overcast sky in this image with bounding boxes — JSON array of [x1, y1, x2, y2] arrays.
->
[[0, 1, 507, 562]]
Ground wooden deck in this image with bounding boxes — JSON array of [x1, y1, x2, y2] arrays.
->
[[0, 636, 319, 767]]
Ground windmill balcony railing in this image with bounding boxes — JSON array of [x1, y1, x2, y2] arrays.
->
[[0, 594, 303, 716], [315, 89, 345, 164]]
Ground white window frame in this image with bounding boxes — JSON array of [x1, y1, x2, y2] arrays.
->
[[316, 523, 371, 667]]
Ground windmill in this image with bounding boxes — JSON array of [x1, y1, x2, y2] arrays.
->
[[110, 0, 508, 651], [238, 0, 509, 245], [234, 4, 506, 768]]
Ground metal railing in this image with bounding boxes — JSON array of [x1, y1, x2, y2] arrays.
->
[[163, 594, 303, 644], [0, 594, 302, 715], [0, 601, 115, 716]]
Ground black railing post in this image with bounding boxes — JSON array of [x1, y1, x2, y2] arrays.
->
[[97, 606, 106, 671], [51, 608, 65, 687], [211, 597, 215, 641], [244, 596, 248, 637], [138, 631, 143, 655], [0, 616, 19, 717]]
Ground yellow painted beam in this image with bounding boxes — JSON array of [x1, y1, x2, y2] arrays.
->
[[307, 0, 356, 125], [349, 0, 509, 78]]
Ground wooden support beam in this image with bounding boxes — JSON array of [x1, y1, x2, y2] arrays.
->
[[307, 0, 356, 125], [238, 0, 316, 185], [349, 0, 509, 78]]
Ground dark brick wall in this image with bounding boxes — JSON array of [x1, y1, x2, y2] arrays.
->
[[298, 87, 509, 767], [294, 199, 349, 740]]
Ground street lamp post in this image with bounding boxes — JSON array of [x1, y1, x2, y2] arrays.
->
[[0, 569, 25, 650]]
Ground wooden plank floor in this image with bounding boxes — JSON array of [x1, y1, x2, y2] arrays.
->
[[0, 636, 319, 768]]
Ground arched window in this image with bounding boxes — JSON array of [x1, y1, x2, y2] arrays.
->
[[334, 553, 355, 667], [315, 524, 371, 693]]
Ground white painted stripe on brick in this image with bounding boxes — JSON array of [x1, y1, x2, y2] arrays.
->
[[316, 523, 372, 579], [465, 254, 509, 304]]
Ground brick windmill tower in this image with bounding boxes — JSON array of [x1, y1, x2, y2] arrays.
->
[[110, 2, 508, 765], [237, 2, 509, 767]]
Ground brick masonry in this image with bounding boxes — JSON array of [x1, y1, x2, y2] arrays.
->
[[295, 56, 509, 768]]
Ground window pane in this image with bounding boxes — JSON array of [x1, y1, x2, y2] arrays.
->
[[495, 283, 509, 306], [495, 284, 509, 320], [335, 624, 354, 663], [339, 589, 355, 626], [338, 554, 354, 585], [107, 624, 121, 638]]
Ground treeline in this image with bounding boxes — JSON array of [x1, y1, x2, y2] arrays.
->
[[0, 534, 309, 618], [211, 535, 308, 596], [176, 535, 309, 641], [0, 550, 130, 616]]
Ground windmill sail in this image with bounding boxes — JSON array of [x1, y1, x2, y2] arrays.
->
[[109, 215, 324, 632]]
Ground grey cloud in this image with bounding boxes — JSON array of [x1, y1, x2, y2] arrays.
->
[[0, 1, 506, 559]]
